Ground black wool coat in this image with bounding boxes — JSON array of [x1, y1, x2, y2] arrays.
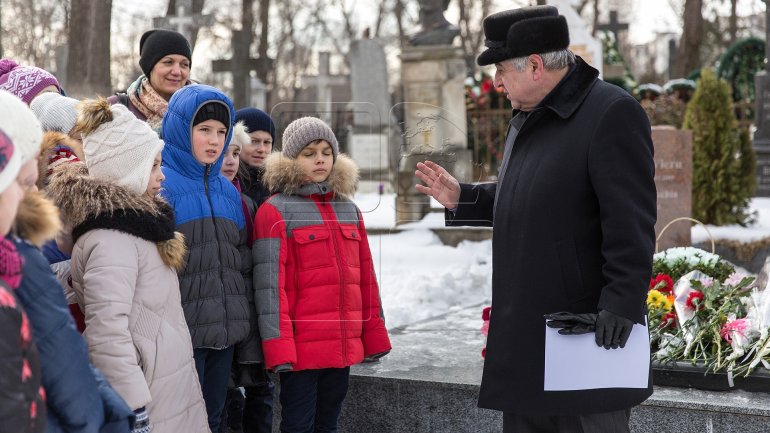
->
[[448, 57, 656, 416]]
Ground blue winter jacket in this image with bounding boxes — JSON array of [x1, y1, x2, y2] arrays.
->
[[160, 84, 251, 349], [12, 237, 134, 433]]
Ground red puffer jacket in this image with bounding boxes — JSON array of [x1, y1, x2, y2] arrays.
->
[[253, 154, 391, 371]]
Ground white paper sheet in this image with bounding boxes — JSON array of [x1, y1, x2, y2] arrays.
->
[[543, 320, 650, 391]]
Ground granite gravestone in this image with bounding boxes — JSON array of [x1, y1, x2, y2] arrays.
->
[[652, 126, 693, 251], [348, 39, 394, 193]]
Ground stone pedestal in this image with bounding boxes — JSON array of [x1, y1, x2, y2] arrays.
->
[[652, 126, 693, 251], [753, 71, 770, 197], [397, 45, 470, 225]]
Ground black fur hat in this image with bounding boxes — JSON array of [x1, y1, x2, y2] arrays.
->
[[477, 6, 569, 66]]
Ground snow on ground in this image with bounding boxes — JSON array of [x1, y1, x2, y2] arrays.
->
[[353, 194, 770, 330], [692, 198, 770, 243]]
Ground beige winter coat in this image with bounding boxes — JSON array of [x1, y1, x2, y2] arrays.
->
[[47, 163, 210, 433]]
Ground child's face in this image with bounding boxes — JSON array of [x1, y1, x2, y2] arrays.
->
[[192, 119, 227, 165], [0, 180, 23, 236], [221, 144, 240, 182], [240, 130, 273, 168], [145, 152, 165, 197], [297, 140, 333, 184]]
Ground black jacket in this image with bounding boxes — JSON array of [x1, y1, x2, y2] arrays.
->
[[448, 57, 656, 415]]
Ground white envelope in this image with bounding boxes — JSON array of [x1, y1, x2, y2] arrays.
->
[[543, 320, 650, 391]]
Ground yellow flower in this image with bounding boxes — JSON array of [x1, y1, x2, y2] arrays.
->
[[647, 289, 666, 310]]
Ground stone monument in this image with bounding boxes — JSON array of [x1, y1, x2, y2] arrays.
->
[[652, 126, 693, 251], [397, 0, 470, 225], [348, 39, 396, 193], [549, 0, 603, 76]]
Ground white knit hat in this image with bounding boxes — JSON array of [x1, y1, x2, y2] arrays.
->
[[0, 90, 44, 164], [77, 99, 164, 195], [30, 92, 80, 134], [0, 128, 22, 194]]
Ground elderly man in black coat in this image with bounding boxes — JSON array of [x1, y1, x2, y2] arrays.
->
[[415, 5, 656, 433]]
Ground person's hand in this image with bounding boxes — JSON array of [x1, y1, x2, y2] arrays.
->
[[415, 160, 461, 209], [131, 407, 151, 433], [595, 310, 634, 350], [544, 312, 596, 335]]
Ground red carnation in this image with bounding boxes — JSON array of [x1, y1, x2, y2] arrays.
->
[[482, 306, 491, 321], [660, 311, 677, 329], [650, 273, 674, 295], [686, 290, 704, 311], [481, 347, 486, 358]]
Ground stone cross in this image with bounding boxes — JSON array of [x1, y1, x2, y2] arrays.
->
[[597, 10, 629, 42], [752, 3, 770, 196], [302, 52, 348, 124], [152, 0, 213, 49], [212, 30, 273, 109]]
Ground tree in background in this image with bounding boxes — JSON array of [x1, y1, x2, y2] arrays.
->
[[674, 0, 704, 78], [66, 0, 112, 98], [0, 0, 69, 69], [683, 69, 755, 225]]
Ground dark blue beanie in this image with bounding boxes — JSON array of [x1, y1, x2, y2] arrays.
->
[[234, 108, 275, 141]]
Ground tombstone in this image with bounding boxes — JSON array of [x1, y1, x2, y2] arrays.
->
[[302, 52, 349, 125], [549, 0, 603, 77], [398, 45, 471, 225], [348, 39, 395, 193], [211, 29, 273, 109], [652, 126, 693, 251], [152, 0, 213, 50], [249, 75, 267, 109], [753, 5, 770, 197]]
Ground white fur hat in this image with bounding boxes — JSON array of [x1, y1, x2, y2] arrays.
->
[[30, 92, 80, 134], [230, 120, 250, 150], [77, 99, 164, 195], [0, 90, 44, 164]]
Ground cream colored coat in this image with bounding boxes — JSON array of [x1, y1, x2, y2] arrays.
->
[[48, 163, 210, 433]]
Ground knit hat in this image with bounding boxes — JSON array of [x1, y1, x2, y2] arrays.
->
[[230, 121, 249, 150], [76, 98, 165, 195], [0, 128, 21, 195], [193, 101, 230, 129], [281, 117, 338, 160], [235, 107, 275, 141], [0, 90, 44, 164], [30, 92, 80, 133], [139, 29, 192, 77], [0, 58, 61, 105], [476, 6, 569, 66]]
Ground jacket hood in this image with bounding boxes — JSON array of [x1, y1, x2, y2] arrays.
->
[[261, 152, 359, 199], [13, 191, 61, 247], [161, 84, 234, 180], [46, 162, 186, 270]]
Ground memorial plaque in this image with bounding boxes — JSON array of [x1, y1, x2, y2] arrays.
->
[[652, 126, 693, 251]]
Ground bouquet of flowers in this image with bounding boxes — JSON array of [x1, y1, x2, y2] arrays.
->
[[649, 247, 770, 378]]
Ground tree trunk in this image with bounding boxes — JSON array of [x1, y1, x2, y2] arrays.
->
[[672, 0, 703, 78], [67, 0, 112, 98], [729, 0, 738, 45], [257, 0, 270, 82], [592, 0, 599, 36]]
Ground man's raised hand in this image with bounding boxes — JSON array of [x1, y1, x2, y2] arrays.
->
[[415, 160, 461, 210]]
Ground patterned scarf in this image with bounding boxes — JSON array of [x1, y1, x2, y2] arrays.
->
[[0, 237, 23, 289], [127, 76, 170, 130]]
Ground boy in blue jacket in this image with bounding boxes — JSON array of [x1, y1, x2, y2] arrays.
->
[[161, 84, 253, 433]]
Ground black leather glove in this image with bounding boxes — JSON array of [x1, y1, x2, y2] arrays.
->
[[544, 312, 597, 335], [595, 310, 634, 350]]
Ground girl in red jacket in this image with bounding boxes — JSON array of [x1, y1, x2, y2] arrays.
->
[[253, 117, 391, 432]]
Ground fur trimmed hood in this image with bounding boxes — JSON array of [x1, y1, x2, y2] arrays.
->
[[261, 152, 359, 199], [46, 162, 186, 270], [13, 191, 61, 247]]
